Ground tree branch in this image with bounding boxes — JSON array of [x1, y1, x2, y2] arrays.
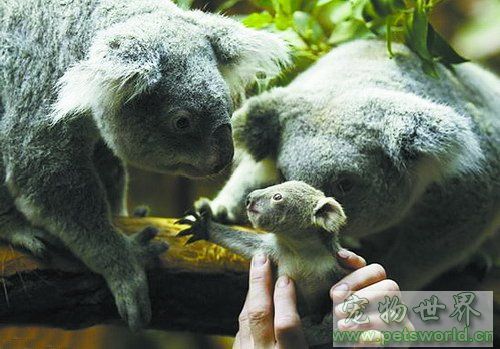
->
[[2, 217, 498, 344], [0, 218, 251, 335]]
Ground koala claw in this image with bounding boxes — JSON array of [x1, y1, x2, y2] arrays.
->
[[176, 209, 211, 245], [182, 208, 198, 217]]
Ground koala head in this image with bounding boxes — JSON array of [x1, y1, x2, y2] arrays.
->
[[52, 8, 289, 177], [235, 89, 483, 237], [245, 181, 346, 235]]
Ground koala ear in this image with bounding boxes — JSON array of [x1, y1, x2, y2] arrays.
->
[[375, 90, 484, 180], [185, 11, 290, 103], [51, 27, 161, 122], [232, 90, 282, 161], [312, 197, 347, 233]]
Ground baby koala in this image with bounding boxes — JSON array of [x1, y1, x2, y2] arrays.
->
[[178, 180, 348, 317]]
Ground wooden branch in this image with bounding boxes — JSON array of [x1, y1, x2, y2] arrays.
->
[[2, 217, 498, 344], [0, 218, 252, 335]]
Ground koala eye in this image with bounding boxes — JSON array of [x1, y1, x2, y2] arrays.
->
[[175, 116, 190, 129], [171, 110, 193, 132], [272, 193, 283, 201]]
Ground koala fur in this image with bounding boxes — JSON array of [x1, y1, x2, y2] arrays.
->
[[0, 0, 288, 329], [205, 39, 500, 290]]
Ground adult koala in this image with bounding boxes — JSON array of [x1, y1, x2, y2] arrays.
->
[[202, 40, 500, 290], [0, 0, 288, 329]]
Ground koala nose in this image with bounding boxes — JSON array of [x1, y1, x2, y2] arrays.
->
[[211, 124, 234, 173], [246, 194, 257, 212]]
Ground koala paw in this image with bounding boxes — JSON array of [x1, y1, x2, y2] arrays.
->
[[128, 226, 169, 267], [4, 227, 54, 261], [194, 197, 242, 224], [132, 205, 150, 218], [108, 269, 152, 332], [108, 227, 168, 331], [176, 208, 211, 245]]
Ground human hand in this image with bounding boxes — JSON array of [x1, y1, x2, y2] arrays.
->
[[233, 250, 403, 348], [233, 254, 308, 349], [331, 249, 412, 346]]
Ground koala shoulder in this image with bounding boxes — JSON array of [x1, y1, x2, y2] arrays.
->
[[454, 63, 500, 117], [232, 88, 317, 161]]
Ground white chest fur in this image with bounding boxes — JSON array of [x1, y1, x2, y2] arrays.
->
[[261, 233, 337, 305]]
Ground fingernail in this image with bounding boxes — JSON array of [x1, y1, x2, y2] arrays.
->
[[276, 276, 290, 288], [338, 249, 350, 259], [253, 254, 267, 266], [331, 283, 349, 299]]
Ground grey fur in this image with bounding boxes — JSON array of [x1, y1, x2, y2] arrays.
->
[[203, 39, 500, 290], [187, 181, 348, 317], [0, 0, 288, 329]]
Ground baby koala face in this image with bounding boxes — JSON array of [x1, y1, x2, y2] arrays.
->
[[245, 181, 346, 235]]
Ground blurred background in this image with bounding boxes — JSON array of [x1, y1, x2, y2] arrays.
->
[[0, 0, 498, 348]]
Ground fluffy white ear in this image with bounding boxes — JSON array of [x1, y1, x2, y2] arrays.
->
[[186, 10, 290, 103], [51, 26, 162, 123], [312, 197, 347, 233]]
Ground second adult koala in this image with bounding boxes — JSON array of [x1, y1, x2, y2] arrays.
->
[[200, 39, 500, 290], [179, 180, 348, 317], [0, 0, 288, 329]]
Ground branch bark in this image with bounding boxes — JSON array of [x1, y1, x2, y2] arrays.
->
[[0, 218, 251, 335], [1, 217, 498, 343]]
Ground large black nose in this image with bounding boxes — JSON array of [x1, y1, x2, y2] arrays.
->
[[211, 124, 234, 173]]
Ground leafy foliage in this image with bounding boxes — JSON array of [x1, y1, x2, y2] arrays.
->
[[174, 0, 195, 10], [236, 0, 468, 81]]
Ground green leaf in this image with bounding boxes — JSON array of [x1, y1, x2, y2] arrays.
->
[[255, 0, 274, 7], [426, 24, 468, 65], [242, 11, 274, 29], [404, 0, 432, 60], [293, 11, 311, 37], [290, 0, 303, 12], [386, 15, 394, 57], [217, 0, 243, 12], [271, 0, 281, 13], [239, 0, 462, 82], [370, 0, 406, 16], [310, 19, 326, 43], [315, 0, 336, 7], [275, 12, 292, 30], [173, 0, 193, 9], [275, 28, 310, 50], [293, 11, 325, 43], [328, 19, 372, 45], [279, 0, 293, 14], [328, 1, 353, 24], [421, 59, 439, 78]]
